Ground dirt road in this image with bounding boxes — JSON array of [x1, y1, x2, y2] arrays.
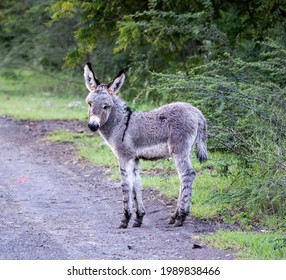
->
[[0, 116, 233, 260]]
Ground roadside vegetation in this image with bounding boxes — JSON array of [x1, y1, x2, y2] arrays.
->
[[0, 0, 285, 259]]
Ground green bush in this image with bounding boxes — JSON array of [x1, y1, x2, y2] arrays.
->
[[146, 40, 286, 224]]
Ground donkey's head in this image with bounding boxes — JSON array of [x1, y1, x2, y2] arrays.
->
[[84, 63, 125, 132]]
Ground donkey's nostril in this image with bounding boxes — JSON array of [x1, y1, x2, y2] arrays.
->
[[88, 122, 99, 132]]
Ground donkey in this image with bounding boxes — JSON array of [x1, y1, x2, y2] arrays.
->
[[84, 62, 208, 228]]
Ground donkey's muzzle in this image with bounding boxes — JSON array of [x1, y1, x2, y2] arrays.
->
[[88, 122, 99, 132]]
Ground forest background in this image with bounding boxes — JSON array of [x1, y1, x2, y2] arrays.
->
[[0, 0, 285, 258]]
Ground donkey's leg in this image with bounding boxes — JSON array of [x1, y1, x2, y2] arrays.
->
[[132, 159, 146, 227], [118, 159, 134, 229], [170, 153, 196, 227]]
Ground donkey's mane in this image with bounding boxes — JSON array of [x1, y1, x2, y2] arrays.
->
[[121, 106, 132, 142]]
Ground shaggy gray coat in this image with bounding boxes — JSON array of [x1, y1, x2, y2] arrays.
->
[[84, 63, 208, 228]]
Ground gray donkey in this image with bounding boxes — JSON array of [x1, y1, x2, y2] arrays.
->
[[84, 63, 208, 228]]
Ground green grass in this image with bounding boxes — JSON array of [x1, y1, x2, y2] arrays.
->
[[141, 163, 228, 219], [198, 230, 286, 259], [142, 152, 241, 220], [0, 68, 86, 120], [0, 94, 87, 120]]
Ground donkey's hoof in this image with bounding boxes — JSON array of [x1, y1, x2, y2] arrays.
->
[[132, 221, 142, 228], [169, 213, 178, 224], [118, 222, 128, 229], [132, 218, 143, 228], [173, 214, 187, 227], [173, 220, 183, 227]]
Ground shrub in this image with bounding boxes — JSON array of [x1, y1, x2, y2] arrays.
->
[[146, 40, 286, 223]]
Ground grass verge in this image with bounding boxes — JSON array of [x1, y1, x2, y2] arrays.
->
[[198, 230, 286, 259]]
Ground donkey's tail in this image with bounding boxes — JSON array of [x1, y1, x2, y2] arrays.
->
[[196, 118, 208, 164]]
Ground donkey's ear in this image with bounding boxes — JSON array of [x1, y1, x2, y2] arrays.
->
[[107, 70, 125, 95], [84, 62, 100, 91]]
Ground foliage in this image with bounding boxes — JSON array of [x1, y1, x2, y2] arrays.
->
[[114, 0, 286, 81], [45, 0, 286, 87], [0, 0, 76, 69], [147, 40, 286, 222], [213, 0, 286, 45], [115, 8, 228, 76], [148, 40, 286, 149], [2, 0, 286, 74], [48, 0, 148, 77]]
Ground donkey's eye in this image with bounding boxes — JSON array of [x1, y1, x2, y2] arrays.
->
[[88, 102, 92, 106], [103, 105, 109, 110]]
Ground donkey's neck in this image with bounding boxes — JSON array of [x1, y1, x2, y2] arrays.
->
[[98, 96, 131, 142]]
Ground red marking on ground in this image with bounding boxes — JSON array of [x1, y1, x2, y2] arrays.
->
[[10, 176, 29, 184]]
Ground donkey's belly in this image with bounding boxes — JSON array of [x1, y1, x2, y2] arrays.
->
[[136, 143, 169, 160]]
